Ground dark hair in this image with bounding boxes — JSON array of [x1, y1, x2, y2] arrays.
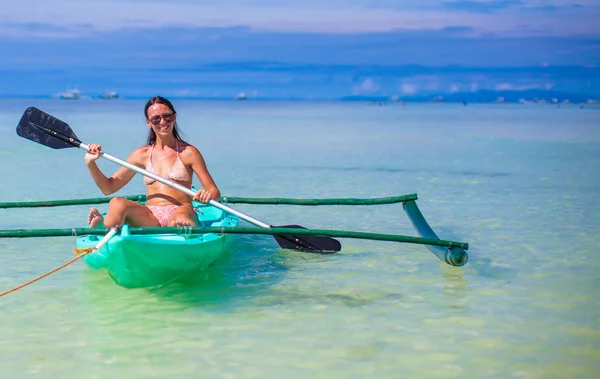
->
[[144, 96, 184, 145]]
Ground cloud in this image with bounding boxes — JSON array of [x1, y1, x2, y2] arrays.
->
[[443, 0, 523, 14], [0, 62, 597, 98], [0, 1, 598, 97], [1, 26, 598, 71], [1, 0, 599, 37], [353, 78, 381, 94], [424, 79, 441, 91], [400, 83, 418, 94]]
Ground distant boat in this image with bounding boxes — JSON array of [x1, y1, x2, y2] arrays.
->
[[100, 91, 119, 100], [236, 92, 248, 100], [59, 89, 81, 100]]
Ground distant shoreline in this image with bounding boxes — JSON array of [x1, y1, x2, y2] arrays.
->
[[1, 89, 597, 104]]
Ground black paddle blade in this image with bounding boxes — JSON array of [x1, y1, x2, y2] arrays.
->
[[17, 107, 81, 149], [273, 224, 342, 254]]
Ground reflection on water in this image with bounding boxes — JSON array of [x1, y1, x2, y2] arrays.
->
[[441, 264, 468, 310]]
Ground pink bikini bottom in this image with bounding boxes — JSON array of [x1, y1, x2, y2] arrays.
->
[[147, 205, 180, 227]]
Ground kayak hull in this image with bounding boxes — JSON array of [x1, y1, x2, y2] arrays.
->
[[76, 203, 239, 288]]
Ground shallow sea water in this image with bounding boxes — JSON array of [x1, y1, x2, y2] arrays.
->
[[0, 99, 599, 378]]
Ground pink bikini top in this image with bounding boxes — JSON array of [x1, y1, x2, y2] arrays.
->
[[144, 141, 191, 185]]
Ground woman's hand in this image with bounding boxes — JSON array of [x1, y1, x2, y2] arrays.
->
[[85, 144, 102, 165], [193, 188, 212, 204]]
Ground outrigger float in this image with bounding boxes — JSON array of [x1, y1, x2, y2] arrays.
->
[[0, 107, 469, 294]]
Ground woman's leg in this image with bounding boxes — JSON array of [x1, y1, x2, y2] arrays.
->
[[103, 198, 161, 228], [166, 204, 198, 227]]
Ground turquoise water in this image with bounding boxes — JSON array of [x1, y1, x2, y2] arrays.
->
[[0, 99, 599, 378]]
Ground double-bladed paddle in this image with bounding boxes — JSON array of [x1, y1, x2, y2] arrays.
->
[[16, 107, 342, 253]]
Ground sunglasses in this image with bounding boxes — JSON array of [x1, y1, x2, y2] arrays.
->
[[148, 113, 176, 125]]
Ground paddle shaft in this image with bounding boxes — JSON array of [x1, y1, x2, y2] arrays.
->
[[92, 227, 119, 250], [78, 143, 271, 228], [19, 109, 342, 252]]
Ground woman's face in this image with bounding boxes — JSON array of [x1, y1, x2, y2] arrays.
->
[[146, 103, 176, 136]]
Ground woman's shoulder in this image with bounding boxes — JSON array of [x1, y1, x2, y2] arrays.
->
[[128, 145, 152, 161], [132, 144, 152, 154], [178, 142, 205, 164], [179, 141, 200, 155]]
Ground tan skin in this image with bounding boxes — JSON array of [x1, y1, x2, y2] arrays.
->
[[86, 103, 220, 228]]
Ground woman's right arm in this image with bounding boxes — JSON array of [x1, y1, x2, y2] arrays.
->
[[85, 144, 141, 195]]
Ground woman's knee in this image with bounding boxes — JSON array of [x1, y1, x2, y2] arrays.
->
[[108, 197, 128, 211]]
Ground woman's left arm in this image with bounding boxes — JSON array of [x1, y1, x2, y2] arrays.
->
[[188, 145, 221, 202]]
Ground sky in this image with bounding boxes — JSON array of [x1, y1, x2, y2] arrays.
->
[[1, 0, 599, 99]]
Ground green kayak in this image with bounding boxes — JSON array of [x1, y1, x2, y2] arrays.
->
[[76, 202, 239, 289]]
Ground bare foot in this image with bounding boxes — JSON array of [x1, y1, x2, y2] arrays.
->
[[169, 221, 193, 227], [88, 207, 104, 228]]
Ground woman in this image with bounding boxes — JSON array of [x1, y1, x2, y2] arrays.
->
[[86, 96, 220, 228]]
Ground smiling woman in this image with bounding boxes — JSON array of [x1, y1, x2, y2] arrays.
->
[[84, 96, 220, 228]]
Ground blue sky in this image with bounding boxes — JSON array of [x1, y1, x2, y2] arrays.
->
[[1, 0, 598, 98]]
